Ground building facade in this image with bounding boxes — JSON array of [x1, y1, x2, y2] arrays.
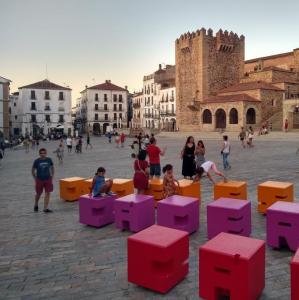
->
[[132, 92, 143, 129], [175, 27, 299, 131], [0, 76, 11, 138], [12, 79, 72, 137], [78, 80, 128, 134]]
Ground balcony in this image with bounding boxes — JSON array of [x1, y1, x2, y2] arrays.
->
[[58, 107, 65, 112], [144, 113, 153, 118], [30, 107, 37, 111], [169, 97, 175, 102], [113, 109, 124, 112], [44, 107, 51, 111], [161, 111, 176, 117], [133, 103, 140, 109]]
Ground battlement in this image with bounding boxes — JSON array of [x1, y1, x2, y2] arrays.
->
[[176, 27, 245, 47]]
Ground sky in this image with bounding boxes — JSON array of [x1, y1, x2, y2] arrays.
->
[[1, 0, 299, 103]]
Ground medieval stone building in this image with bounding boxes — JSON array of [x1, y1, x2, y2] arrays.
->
[[175, 27, 299, 131]]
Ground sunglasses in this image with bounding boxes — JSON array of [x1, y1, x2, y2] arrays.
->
[[40, 152, 46, 155]]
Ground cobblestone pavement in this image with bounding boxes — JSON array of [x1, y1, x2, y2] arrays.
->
[[1, 133, 299, 299]]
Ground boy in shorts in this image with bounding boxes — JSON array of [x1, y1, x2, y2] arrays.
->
[[147, 137, 166, 178], [32, 148, 54, 213]]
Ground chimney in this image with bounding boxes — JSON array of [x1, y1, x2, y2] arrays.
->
[[159, 64, 162, 70], [105, 80, 111, 84], [85, 85, 88, 90], [125, 85, 128, 90]]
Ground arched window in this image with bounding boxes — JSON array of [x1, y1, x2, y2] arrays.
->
[[246, 108, 256, 124], [229, 108, 238, 124], [202, 109, 212, 124]]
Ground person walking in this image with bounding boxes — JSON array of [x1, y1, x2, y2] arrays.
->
[[195, 140, 206, 169], [284, 119, 289, 132], [120, 132, 126, 148], [86, 134, 93, 150], [66, 136, 72, 153], [221, 135, 231, 170], [247, 126, 254, 147], [108, 132, 112, 144], [147, 137, 166, 179], [239, 127, 246, 148], [181, 136, 195, 179], [32, 148, 54, 213]]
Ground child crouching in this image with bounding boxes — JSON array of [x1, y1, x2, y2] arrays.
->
[[91, 167, 114, 197]]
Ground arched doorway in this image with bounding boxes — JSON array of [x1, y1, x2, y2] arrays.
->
[[246, 108, 256, 124], [215, 109, 226, 129], [103, 123, 109, 134], [170, 118, 176, 131], [229, 108, 238, 124], [202, 109, 212, 124], [93, 123, 101, 135]]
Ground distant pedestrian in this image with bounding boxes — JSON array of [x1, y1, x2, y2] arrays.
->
[[181, 136, 195, 179], [284, 119, 289, 132], [53, 143, 64, 164], [147, 137, 166, 179], [78, 137, 83, 153], [221, 135, 231, 170], [24, 138, 29, 153], [66, 136, 72, 153], [86, 134, 93, 150], [108, 132, 112, 144], [120, 132, 126, 148], [247, 126, 254, 147], [133, 150, 149, 194], [32, 148, 54, 213], [195, 140, 206, 168], [239, 127, 246, 148]]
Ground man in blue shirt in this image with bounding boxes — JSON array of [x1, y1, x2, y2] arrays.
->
[[32, 148, 54, 213]]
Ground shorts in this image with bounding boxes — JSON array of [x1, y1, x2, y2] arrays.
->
[[240, 138, 244, 141], [35, 179, 53, 195], [67, 145, 72, 149], [150, 164, 161, 177]]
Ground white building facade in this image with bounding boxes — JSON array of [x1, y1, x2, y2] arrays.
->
[[159, 85, 176, 131], [12, 79, 72, 136], [78, 80, 128, 134], [132, 92, 143, 129], [0, 76, 11, 138]]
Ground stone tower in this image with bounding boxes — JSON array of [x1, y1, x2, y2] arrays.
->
[[175, 28, 245, 131]]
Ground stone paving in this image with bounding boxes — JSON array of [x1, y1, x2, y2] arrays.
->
[[1, 133, 299, 299]]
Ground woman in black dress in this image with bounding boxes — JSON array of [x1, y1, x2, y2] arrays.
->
[[181, 136, 195, 179]]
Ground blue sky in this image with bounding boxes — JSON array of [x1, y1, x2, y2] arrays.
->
[[1, 0, 299, 101]]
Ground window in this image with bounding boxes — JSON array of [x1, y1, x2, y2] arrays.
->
[[151, 96, 153, 105], [113, 94, 117, 102], [119, 113, 122, 120], [30, 90, 36, 99], [104, 114, 108, 121], [114, 113, 117, 120], [104, 94, 108, 101], [172, 104, 174, 113], [31, 102, 36, 110], [45, 115, 50, 122], [104, 104, 108, 111], [271, 99, 276, 107], [14, 103, 16, 107], [95, 104, 98, 110], [45, 104, 50, 111], [229, 108, 238, 124], [114, 104, 117, 111], [9, 107, 11, 114], [59, 92, 64, 100], [119, 104, 122, 111], [119, 94, 123, 102], [95, 93, 99, 101], [31, 115, 36, 122], [95, 113, 98, 121], [59, 115, 64, 123], [14, 115, 17, 120], [45, 91, 50, 100]]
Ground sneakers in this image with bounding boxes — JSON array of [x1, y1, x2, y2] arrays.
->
[[34, 205, 38, 212], [106, 191, 116, 196], [43, 209, 53, 213]]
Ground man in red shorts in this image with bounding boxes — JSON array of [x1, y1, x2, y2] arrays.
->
[[32, 148, 54, 213]]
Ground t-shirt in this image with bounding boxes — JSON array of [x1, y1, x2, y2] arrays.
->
[[66, 138, 72, 146], [223, 141, 230, 154], [201, 161, 213, 173], [147, 144, 161, 164], [33, 158, 53, 180], [92, 175, 105, 196]]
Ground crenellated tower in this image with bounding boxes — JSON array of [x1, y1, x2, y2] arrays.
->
[[175, 27, 245, 131]]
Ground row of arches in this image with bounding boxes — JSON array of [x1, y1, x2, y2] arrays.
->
[[202, 108, 256, 128]]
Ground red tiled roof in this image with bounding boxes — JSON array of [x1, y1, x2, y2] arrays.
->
[[245, 51, 292, 63], [86, 82, 127, 92], [219, 81, 285, 93], [203, 93, 260, 103], [19, 79, 71, 90]]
